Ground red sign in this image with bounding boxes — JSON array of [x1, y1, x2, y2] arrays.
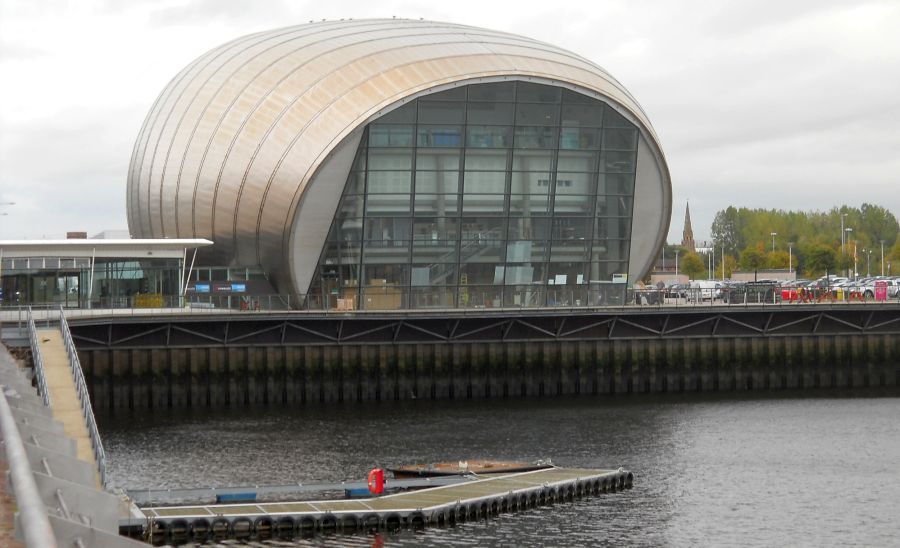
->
[[874, 280, 888, 302]]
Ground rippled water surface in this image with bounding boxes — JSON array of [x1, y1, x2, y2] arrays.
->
[[99, 390, 900, 546]]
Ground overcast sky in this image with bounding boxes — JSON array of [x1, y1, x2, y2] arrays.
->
[[1, 0, 898, 243]]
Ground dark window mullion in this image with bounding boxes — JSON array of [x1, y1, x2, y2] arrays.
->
[[544, 92, 564, 305]]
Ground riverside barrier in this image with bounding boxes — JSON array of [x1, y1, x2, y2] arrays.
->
[[21, 303, 895, 409]]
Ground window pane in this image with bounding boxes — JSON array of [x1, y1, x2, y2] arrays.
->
[[561, 103, 604, 126], [414, 194, 460, 215], [550, 240, 591, 261], [598, 173, 634, 195], [509, 194, 551, 214], [512, 150, 552, 172], [417, 125, 463, 147], [466, 126, 512, 148], [362, 264, 408, 286], [347, 172, 366, 193], [463, 171, 506, 194], [464, 150, 507, 171], [509, 171, 551, 194], [516, 102, 559, 125], [514, 126, 558, 149], [467, 82, 515, 102], [416, 149, 461, 171], [415, 171, 459, 194], [365, 193, 412, 215], [335, 216, 364, 241], [507, 217, 550, 240], [552, 217, 592, 239], [412, 216, 459, 241], [366, 171, 411, 194], [603, 128, 638, 150], [559, 127, 601, 150], [557, 151, 599, 173], [600, 150, 635, 173], [364, 217, 410, 240], [562, 88, 596, 105], [460, 216, 507, 238], [376, 102, 416, 123], [516, 82, 561, 103], [362, 242, 413, 264], [421, 87, 466, 101], [554, 172, 595, 195], [368, 148, 412, 170], [462, 193, 506, 213], [418, 101, 465, 124], [458, 239, 505, 263], [505, 240, 548, 262], [554, 197, 594, 216], [467, 102, 514, 125], [603, 108, 632, 128], [369, 125, 413, 147]]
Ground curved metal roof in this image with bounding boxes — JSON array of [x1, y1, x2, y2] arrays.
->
[[127, 18, 671, 282]]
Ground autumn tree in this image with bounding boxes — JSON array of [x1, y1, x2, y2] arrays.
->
[[680, 252, 706, 280], [804, 245, 837, 277], [740, 247, 767, 281]]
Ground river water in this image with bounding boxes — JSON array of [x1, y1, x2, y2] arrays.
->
[[99, 389, 900, 547]]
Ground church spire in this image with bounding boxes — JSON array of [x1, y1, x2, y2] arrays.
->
[[681, 202, 696, 252]]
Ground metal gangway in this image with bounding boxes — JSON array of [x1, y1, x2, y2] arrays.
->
[[30, 306, 107, 488], [0, 307, 140, 546]]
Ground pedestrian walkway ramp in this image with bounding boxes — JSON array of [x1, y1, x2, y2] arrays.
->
[[36, 329, 98, 479], [27, 307, 107, 489]]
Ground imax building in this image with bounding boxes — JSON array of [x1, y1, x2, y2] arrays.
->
[[127, 19, 671, 310]]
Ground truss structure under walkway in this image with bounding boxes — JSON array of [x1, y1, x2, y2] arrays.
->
[[68, 304, 900, 350]]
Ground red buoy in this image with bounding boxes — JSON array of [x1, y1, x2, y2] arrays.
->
[[368, 468, 385, 495]]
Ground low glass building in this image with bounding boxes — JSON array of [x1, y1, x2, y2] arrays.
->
[[127, 19, 671, 310]]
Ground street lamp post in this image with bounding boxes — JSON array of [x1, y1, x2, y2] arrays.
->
[[865, 249, 872, 277], [845, 228, 853, 277], [881, 240, 885, 276], [853, 240, 858, 279], [840, 213, 847, 253], [770, 232, 777, 253], [788, 242, 794, 274]]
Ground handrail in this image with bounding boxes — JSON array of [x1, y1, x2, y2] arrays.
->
[[57, 305, 107, 489], [0, 389, 58, 547], [26, 306, 52, 407]]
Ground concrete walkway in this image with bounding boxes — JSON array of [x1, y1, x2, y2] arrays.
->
[[35, 329, 99, 485]]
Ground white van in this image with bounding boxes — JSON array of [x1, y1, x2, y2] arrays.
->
[[690, 280, 723, 301]]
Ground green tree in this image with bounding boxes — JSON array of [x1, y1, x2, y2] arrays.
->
[[767, 250, 789, 269], [680, 252, 706, 280], [711, 206, 742, 255], [804, 245, 837, 277], [740, 247, 767, 281]]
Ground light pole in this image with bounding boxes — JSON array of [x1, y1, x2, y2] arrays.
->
[[881, 240, 885, 276], [788, 241, 793, 274], [852, 240, 858, 279], [721, 245, 725, 280], [770, 232, 777, 253], [865, 249, 872, 277], [840, 213, 847, 253], [845, 228, 853, 277]]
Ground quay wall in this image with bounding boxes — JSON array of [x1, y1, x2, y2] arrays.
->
[[76, 333, 900, 410]]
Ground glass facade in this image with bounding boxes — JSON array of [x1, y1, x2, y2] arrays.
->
[[309, 82, 637, 310]]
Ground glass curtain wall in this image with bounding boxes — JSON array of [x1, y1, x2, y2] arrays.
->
[[310, 81, 637, 310]]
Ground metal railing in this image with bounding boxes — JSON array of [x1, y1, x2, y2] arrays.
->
[[26, 306, 52, 407], [57, 305, 107, 488], [2, 283, 898, 320], [0, 390, 58, 547]]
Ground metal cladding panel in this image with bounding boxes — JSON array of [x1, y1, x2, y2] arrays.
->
[[128, 18, 671, 293]]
